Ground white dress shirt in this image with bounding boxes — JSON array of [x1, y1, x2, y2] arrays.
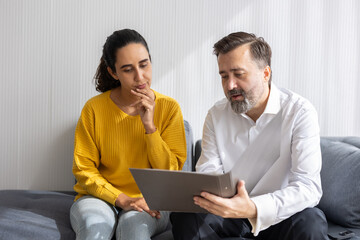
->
[[196, 83, 322, 236]]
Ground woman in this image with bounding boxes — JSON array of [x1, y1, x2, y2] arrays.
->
[[70, 29, 187, 240]]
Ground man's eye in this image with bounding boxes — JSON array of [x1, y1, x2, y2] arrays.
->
[[123, 68, 132, 72], [140, 63, 148, 68], [221, 75, 228, 80], [235, 73, 243, 78]]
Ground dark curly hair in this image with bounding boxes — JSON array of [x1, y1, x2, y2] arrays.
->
[[213, 32, 272, 84], [94, 29, 151, 92]]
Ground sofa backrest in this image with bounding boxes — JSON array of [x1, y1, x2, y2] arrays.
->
[[318, 137, 360, 230]]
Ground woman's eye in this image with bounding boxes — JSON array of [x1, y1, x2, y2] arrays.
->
[[123, 68, 132, 72]]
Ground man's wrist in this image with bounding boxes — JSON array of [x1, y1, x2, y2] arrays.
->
[[247, 200, 258, 218]]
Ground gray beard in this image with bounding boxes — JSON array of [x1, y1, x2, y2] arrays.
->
[[231, 99, 254, 114], [228, 89, 256, 114]]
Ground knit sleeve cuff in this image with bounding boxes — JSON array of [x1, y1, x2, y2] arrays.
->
[[144, 129, 162, 149], [101, 184, 123, 206]]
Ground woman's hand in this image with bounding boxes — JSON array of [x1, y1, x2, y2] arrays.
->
[[115, 193, 161, 219], [130, 88, 156, 134]]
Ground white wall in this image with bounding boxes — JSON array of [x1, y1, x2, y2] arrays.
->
[[1, 0, 359, 191]]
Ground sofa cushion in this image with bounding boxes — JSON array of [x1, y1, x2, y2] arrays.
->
[[0, 190, 75, 239], [318, 137, 360, 228]]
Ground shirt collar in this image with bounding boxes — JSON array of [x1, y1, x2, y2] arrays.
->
[[263, 82, 281, 115], [237, 82, 281, 120]]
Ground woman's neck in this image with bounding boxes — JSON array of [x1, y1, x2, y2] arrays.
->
[[119, 87, 138, 105], [111, 87, 138, 115]]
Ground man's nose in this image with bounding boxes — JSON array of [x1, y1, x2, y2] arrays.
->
[[226, 76, 237, 90]]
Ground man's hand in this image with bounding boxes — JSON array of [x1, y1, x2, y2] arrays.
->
[[115, 193, 161, 219], [193, 180, 257, 219]]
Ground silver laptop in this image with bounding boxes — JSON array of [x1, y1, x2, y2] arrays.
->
[[129, 168, 236, 213]]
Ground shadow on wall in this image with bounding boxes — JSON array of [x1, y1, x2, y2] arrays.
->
[[149, 0, 252, 88], [143, 0, 252, 141], [13, 1, 249, 191], [31, 122, 77, 191], [26, 1, 252, 192]]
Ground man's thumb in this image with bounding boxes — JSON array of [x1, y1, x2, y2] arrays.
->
[[237, 180, 246, 195]]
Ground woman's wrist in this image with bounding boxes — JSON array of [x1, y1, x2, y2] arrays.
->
[[115, 193, 129, 208], [144, 124, 157, 134]]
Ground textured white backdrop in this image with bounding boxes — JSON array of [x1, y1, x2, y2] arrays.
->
[[1, 0, 359, 191]]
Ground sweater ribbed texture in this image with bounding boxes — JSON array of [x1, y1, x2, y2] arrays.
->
[[72, 90, 187, 205]]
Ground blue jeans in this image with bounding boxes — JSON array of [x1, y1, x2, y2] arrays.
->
[[70, 195, 170, 240]]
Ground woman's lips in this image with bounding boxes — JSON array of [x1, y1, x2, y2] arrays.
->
[[136, 84, 147, 89]]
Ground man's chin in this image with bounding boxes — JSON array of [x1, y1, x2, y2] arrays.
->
[[231, 99, 255, 114], [229, 99, 244, 106], [230, 103, 246, 114]]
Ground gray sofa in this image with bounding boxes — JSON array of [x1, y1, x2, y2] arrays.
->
[[0, 121, 359, 239], [193, 137, 360, 240], [318, 137, 360, 239], [0, 120, 194, 240]]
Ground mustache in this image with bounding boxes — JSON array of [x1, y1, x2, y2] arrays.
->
[[227, 88, 246, 98]]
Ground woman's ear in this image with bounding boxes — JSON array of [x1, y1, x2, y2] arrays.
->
[[107, 67, 118, 80]]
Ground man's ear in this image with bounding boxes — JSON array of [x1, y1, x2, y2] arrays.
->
[[107, 67, 118, 80], [264, 66, 271, 83]]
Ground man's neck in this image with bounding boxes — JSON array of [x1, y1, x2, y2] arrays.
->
[[246, 85, 271, 122]]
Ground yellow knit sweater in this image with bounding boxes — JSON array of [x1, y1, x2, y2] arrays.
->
[[72, 90, 187, 205]]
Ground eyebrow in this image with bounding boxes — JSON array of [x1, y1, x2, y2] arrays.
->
[[120, 58, 149, 69], [219, 68, 245, 75]]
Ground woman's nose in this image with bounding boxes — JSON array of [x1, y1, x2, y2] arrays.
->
[[134, 68, 144, 82]]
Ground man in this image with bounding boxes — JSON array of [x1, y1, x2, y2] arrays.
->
[[171, 32, 328, 239]]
